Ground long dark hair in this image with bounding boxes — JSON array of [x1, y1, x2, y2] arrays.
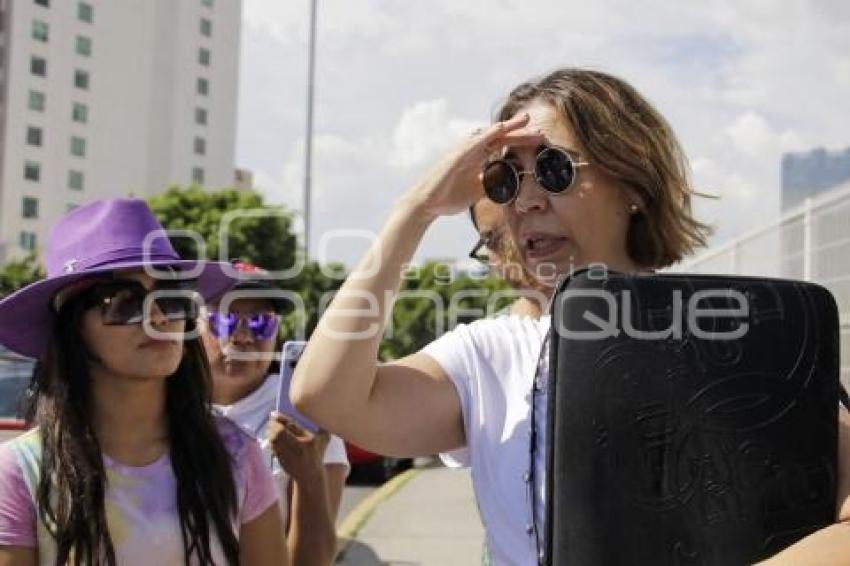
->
[[26, 289, 240, 565]]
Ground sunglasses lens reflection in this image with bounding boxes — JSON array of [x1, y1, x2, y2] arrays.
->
[[482, 161, 517, 204], [102, 288, 146, 325], [247, 314, 279, 340], [535, 147, 574, 192], [207, 312, 279, 341], [157, 297, 196, 321], [103, 292, 195, 325], [481, 147, 578, 204], [208, 312, 237, 337]]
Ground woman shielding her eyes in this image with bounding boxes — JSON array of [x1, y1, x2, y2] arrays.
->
[[290, 68, 850, 565]]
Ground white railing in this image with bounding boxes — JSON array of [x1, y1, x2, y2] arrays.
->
[[672, 181, 850, 389]]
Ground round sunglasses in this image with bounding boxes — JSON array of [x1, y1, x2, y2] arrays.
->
[[481, 146, 589, 205], [206, 311, 280, 341]]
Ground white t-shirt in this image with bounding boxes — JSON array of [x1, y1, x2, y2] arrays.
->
[[213, 373, 350, 524], [422, 314, 550, 566]]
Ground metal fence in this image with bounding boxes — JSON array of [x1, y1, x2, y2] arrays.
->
[[673, 182, 850, 390]]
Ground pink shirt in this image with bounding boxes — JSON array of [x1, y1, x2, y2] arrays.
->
[[0, 416, 277, 564]]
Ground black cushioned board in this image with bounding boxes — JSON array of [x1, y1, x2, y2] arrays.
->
[[544, 271, 840, 566]]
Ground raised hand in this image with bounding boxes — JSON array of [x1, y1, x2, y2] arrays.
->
[[404, 112, 544, 220]]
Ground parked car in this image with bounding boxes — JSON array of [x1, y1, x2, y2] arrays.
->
[[345, 440, 412, 484], [0, 347, 33, 443], [0, 418, 26, 443]]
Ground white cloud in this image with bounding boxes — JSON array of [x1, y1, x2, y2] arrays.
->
[[724, 112, 806, 160], [722, 174, 758, 205], [690, 157, 717, 180], [726, 112, 776, 156], [238, 0, 850, 266], [835, 58, 850, 88], [243, 0, 308, 45], [387, 99, 484, 171]]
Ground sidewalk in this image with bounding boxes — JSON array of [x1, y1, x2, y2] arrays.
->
[[337, 461, 485, 565]]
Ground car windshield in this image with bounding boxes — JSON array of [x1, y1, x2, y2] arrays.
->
[[0, 347, 33, 419]]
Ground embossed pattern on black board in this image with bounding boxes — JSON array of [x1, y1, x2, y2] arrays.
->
[[544, 272, 840, 566]]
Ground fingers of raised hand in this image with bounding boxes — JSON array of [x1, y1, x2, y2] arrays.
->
[[269, 412, 302, 440], [470, 113, 544, 157]]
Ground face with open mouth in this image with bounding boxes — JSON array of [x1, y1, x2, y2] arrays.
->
[[500, 100, 643, 280]]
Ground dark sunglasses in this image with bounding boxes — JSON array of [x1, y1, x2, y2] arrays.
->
[[481, 146, 589, 205], [206, 311, 280, 341], [469, 231, 503, 264], [80, 278, 199, 326]]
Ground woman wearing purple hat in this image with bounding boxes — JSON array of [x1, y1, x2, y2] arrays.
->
[[0, 199, 288, 565]]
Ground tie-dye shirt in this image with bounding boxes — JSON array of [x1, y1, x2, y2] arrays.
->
[[0, 416, 278, 565]]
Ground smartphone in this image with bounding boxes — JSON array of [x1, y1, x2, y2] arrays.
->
[[275, 340, 320, 434]]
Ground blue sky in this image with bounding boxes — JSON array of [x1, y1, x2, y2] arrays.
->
[[235, 0, 850, 268]]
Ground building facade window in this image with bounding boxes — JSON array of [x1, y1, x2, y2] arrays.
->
[[22, 197, 39, 219], [24, 161, 40, 181], [197, 77, 209, 96], [74, 69, 89, 89], [195, 107, 207, 125], [201, 0, 213, 7], [70, 136, 86, 157], [35, 0, 50, 7], [26, 126, 42, 146], [72, 102, 88, 123], [78, 2, 93, 23], [192, 167, 205, 185], [19, 232, 37, 252], [32, 20, 48, 42], [28, 90, 46, 112], [200, 18, 212, 37], [193, 137, 206, 156], [30, 56, 47, 77], [75, 35, 91, 56], [198, 48, 210, 66], [68, 170, 84, 190]]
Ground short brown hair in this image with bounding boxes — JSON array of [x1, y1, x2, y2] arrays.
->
[[497, 68, 711, 269]]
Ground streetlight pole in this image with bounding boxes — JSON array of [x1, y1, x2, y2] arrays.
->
[[303, 0, 318, 260]]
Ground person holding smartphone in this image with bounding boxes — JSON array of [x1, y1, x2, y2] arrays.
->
[[201, 261, 349, 566], [0, 199, 287, 566]]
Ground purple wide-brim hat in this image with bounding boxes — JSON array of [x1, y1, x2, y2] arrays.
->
[[0, 198, 236, 359]]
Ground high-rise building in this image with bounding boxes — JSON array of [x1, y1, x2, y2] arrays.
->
[[0, 0, 242, 263], [781, 146, 850, 212]]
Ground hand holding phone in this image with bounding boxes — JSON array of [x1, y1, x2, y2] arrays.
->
[[275, 340, 320, 434]]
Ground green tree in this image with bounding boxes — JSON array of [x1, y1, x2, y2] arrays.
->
[[148, 186, 346, 340], [148, 186, 298, 273], [278, 260, 346, 342], [379, 261, 512, 361], [148, 187, 513, 360], [0, 253, 45, 298]]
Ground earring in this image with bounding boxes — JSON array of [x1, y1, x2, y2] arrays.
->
[[629, 203, 639, 215]]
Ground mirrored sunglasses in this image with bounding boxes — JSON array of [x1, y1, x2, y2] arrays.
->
[[206, 312, 280, 341], [481, 146, 589, 205]]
